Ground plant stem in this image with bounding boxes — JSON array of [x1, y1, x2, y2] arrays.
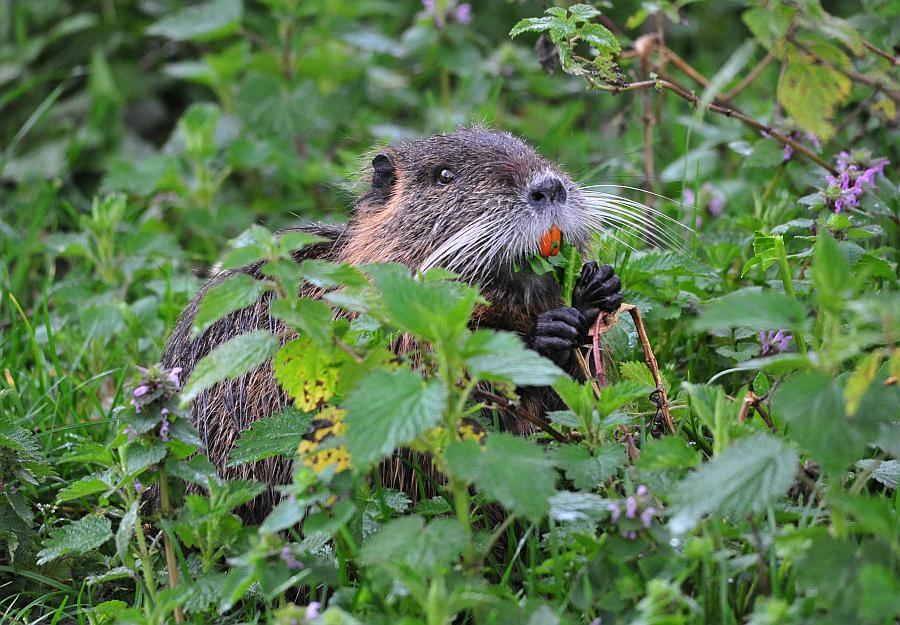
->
[[159, 466, 184, 623], [772, 235, 808, 355]]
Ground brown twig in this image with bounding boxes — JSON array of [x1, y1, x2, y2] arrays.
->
[[722, 50, 774, 101], [737, 390, 777, 433], [862, 40, 899, 66], [583, 74, 839, 175], [787, 35, 900, 102], [662, 47, 711, 89], [639, 40, 657, 208], [472, 388, 567, 443]]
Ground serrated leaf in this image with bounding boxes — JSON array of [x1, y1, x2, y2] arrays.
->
[[579, 23, 619, 55], [116, 500, 137, 562], [635, 436, 701, 471], [192, 274, 267, 338], [37, 515, 113, 564], [553, 377, 596, 421], [56, 471, 115, 503], [554, 443, 625, 490], [359, 515, 466, 573], [344, 368, 447, 467], [856, 459, 898, 490], [693, 287, 806, 332], [778, 43, 851, 141], [597, 380, 653, 417], [227, 408, 312, 467], [669, 434, 798, 534], [259, 497, 305, 534], [146, 0, 242, 42], [813, 233, 852, 311], [270, 297, 332, 346], [272, 337, 339, 411], [569, 4, 601, 21], [463, 330, 564, 386], [510, 16, 555, 38], [299, 259, 369, 289], [59, 442, 113, 466], [446, 435, 555, 521], [181, 330, 279, 404], [741, 5, 795, 49], [124, 441, 167, 475]]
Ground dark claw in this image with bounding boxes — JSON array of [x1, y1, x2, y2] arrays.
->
[[572, 262, 622, 320], [532, 306, 587, 365]]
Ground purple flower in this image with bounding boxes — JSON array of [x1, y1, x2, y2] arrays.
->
[[130, 398, 141, 413], [623, 530, 637, 539], [304, 601, 321, 620], [783, 143, 793, 162], [636, 484, 648, 497], [167, 367, 183, 389], [133, 479, 143, 493], [825, 150, 891, 213], [759, 329, 792, 356], [281, 546, 304, 571], [640, 506, 657, 529], [124, 425, 137, 442], [607, 502, 621, 522], [683, 189, 696, 207], [707, 193, 724, 217], [133, 385, 149, 397], [453, 3, 472, 24], [625, 496, 638, 519], [159, 417, 170, 442]]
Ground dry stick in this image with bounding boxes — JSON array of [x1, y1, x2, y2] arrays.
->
[[787, 35, 900, 103], [583, 74, 839, 175], [662, 47, 711, 89], [738, 390, 777, 433], [863, 40, 899, 66], [472, 388, 567, 443], [722, 50, 775, 101]]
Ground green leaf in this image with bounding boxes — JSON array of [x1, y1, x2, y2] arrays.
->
[[741, 5, 795, 49], [299, 259, 369, 289], [635, 437, 701, 471], [579, 23, 620, 55], [37, 515, 113, 564], [510, 16, 555, 38], [124, 441, 167, 476], [259, 497, 305, 534], [772, 372, 866, 475], [270, 297, 332, 346], [569, 4, 601, 22], [553, 377, 596, 421], [181, 330, 279, 404], [146, 0, 242, 42], [192, 274, 267, 338], [549, 491, 614, 524], [227, 408, 312, 467], [446, 435, 556, 521], [554, 443, 625, 490], [813, 233, 852, 311], [56, 472, 115, 503], [778, 43, 851, 141], [743, 140, 785, 169], [463, 330, 564, 386], [344, 368, 448, 467], [358, 516, 466, 574], [596, 380, 653, 418], [693, 288, 806, 332], [116, 500, 138, 563], [272, 337, 340, 411], [669, 434, 798, 534], [370, 264, 479, 346]]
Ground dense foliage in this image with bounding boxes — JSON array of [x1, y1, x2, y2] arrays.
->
[[1, 1, 898, 624]]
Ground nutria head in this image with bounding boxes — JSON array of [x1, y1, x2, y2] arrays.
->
[[337, 127, 592, 293]]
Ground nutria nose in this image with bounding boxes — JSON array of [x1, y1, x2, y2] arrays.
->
[[527, 176, 567, 209]]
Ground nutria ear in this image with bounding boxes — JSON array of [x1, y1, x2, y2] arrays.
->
[[370, 153, 396, 202]]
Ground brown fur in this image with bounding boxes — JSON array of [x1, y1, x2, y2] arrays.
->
[[162, 128, 592, 521]]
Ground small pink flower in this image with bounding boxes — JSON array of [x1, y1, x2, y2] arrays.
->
[[607, 502, 621, 522], [636, 484, 648, 497], [304, 601, 320, 620], [281, 546, 304, 570], [133, 385, 149, 397], [640, 506, 657, 528], [167, 367, 183, 388], [159, 417, 170, 442], [133, 479, 143, 493], [625, 496, 638, 519]]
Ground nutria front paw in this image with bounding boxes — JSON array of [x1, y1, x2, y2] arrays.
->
[[532, 307, 588, 366], [572, 261, 622, 324]]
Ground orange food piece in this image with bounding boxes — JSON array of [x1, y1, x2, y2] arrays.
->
[[539, 224, 562, 257]]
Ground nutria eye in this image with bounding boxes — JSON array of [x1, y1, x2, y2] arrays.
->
[[437, 169, 456, 185]]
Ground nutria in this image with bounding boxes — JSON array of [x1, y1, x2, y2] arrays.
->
[[162, 127, 623, 521]]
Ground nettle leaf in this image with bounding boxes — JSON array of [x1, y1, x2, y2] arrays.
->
[[273, 337, 340, 412], [554, 443, 625, 490], [773, 372, 870, 475], [568, 4, 601, 22], [56, 471, 115, 503], [116, 500, 138, 563], [553, 377, 596, 422], [124, 441, 167, 476], [635, 437, 701, 471], [856, 459, 898, 490], [270, 297, 332, 347], [299, 259, 369, 289], [740, 232, 780, 277], [579, 23, 620, 55], [813, 233, 853, 311], [509, 16, 555, 38], [463, 330, 564, 386], [359, 516, 466, 575], [669, 434, 798, 534], [146, 0, 242, 42], [693, 287, 806, 333], [37, 515, 113, 564], [446, 435, 556, 521], [370, 264, 479, 346], [259, 496, 305, 534], [227, 407, 312, 467], [597, 380, 653, 417], [181, 330, 279, 404], [741, 5, 795, 49], [192, 274, 267, 338], [778, 43, 851, 142], [344, 368, 448, 467]]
